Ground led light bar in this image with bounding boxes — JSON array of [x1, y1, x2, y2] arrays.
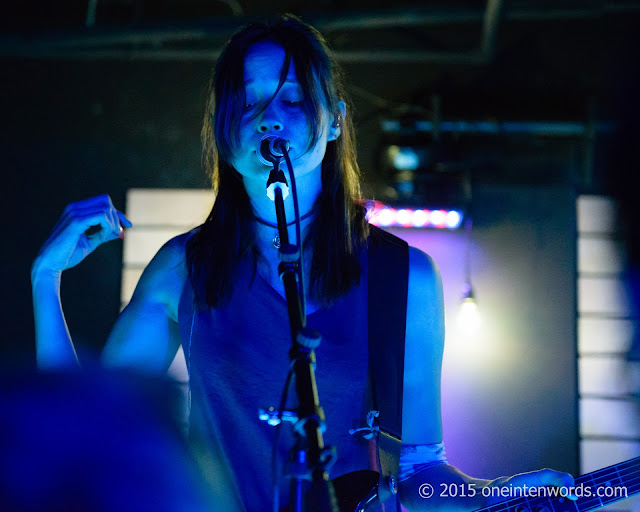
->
[[367, 206, 464, 229]]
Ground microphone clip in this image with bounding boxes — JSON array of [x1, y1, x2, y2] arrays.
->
[[266, 168, 289, 201]]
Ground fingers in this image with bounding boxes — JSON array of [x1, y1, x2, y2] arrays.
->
[[63, 194, 114, 217], [116, 210, 133, 229], [509, 469, 574, 488], [98, 194, 132, 232], [541, 469, 575, 489], [61, 207, 119, 241], [505, 469, 577, 500], [36, 195, 133, 273], [61, 194, 131, 239]]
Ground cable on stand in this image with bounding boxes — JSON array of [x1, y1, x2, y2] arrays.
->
[[256, 134, 339, 512]]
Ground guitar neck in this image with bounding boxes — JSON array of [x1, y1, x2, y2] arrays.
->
[[478, 456, 640, 512]]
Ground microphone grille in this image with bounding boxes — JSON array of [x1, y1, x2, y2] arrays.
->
[[257, 134, 290, 166]]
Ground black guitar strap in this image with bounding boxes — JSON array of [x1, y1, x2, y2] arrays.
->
[[367, 226, 408, 499]]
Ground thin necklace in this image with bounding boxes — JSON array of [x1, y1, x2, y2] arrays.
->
[[252, 209, 316, 249]]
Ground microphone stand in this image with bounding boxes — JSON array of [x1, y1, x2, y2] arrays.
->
[[263, 147, 338, 512]]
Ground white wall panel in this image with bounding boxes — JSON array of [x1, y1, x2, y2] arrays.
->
[[579, 356, 637, 396], [126, 188, 213, 226], [121, 267, 144, 304], [580, 439, 640, 473], [578, 237, 626, 274], [578, 277, 633, 316], [578, 318, 635, 354], [577, 196, 618, 234], [578, 195, 640, 510], [122, 228, 185, 266], [580, 398, 640, 438]]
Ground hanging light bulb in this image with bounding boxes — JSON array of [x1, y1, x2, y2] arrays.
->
[[461, 282, 476, 306], [458, 216, 481, 337], [459, 282, 480, 334]]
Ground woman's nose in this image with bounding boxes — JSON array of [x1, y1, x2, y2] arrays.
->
[[258, 106, 283, 133], [258, 120, 283, 133]]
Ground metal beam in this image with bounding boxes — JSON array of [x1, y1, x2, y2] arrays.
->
[[0, 3, 637, 61], [481, 0, 503, 59], [0, 47, 487, 63], [380, 119, 615, 136], [86, 0, 98, 28]]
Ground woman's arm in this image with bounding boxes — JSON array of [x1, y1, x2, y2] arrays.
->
[[399, 247, 573, 511], [32, 195, 131, 370], [32, 265, 79, 369], [101, 233, 189, 374], [402, 246, 445, 446], [32, 194, 189, 375]]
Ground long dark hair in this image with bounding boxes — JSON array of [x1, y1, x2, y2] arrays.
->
[[187, 14, 368, 308]]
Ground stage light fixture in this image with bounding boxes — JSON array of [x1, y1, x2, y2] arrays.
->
[[367, 205, 464, 230]]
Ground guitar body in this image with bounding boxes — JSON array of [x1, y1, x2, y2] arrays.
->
[[279, 470, 383, 512], [332, 471, 384, 512]]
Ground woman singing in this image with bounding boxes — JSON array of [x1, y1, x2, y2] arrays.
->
[[32, 14, 573, 511]]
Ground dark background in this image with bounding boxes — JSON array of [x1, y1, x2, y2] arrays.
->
[[2, 0, 639, 481]]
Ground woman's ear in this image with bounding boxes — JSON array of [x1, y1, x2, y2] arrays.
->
[[328, 100, 347, 141]]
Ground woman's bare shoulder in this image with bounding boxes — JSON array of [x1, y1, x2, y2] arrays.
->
[[408, 244, 438, 274], [128, 230, 196, 314], [152, 231, 192, 267]]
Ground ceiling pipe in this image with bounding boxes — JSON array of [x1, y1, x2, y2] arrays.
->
[[380, 119, 614, 136], [315, 3, 638, 30], [481, 0, 503, 61], [0, 0, 499, 65], [0, 48, 490, 63], [86, 0, 98, 28], [0, 2, 638, 61]]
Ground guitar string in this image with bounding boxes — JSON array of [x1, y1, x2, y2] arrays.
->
[[534, 462, 640, 512], [472, 457, 640, 512], [586, 461, 640, 490], [583, 459, 640, 508], [588, 456, 640, 483], [469, 480, 640, 512], [464, 464, 640, 512]]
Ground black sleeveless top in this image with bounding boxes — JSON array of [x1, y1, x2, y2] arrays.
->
[[178, 253, 375, 510]]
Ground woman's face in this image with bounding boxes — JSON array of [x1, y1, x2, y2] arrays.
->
[[228, 41, 337, 184]]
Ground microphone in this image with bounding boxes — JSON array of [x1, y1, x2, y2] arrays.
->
[[257, 134, 290, 166], [259, 135, 290, 200]]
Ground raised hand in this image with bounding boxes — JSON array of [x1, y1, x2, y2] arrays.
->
[[33, 194, 132, 276]]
